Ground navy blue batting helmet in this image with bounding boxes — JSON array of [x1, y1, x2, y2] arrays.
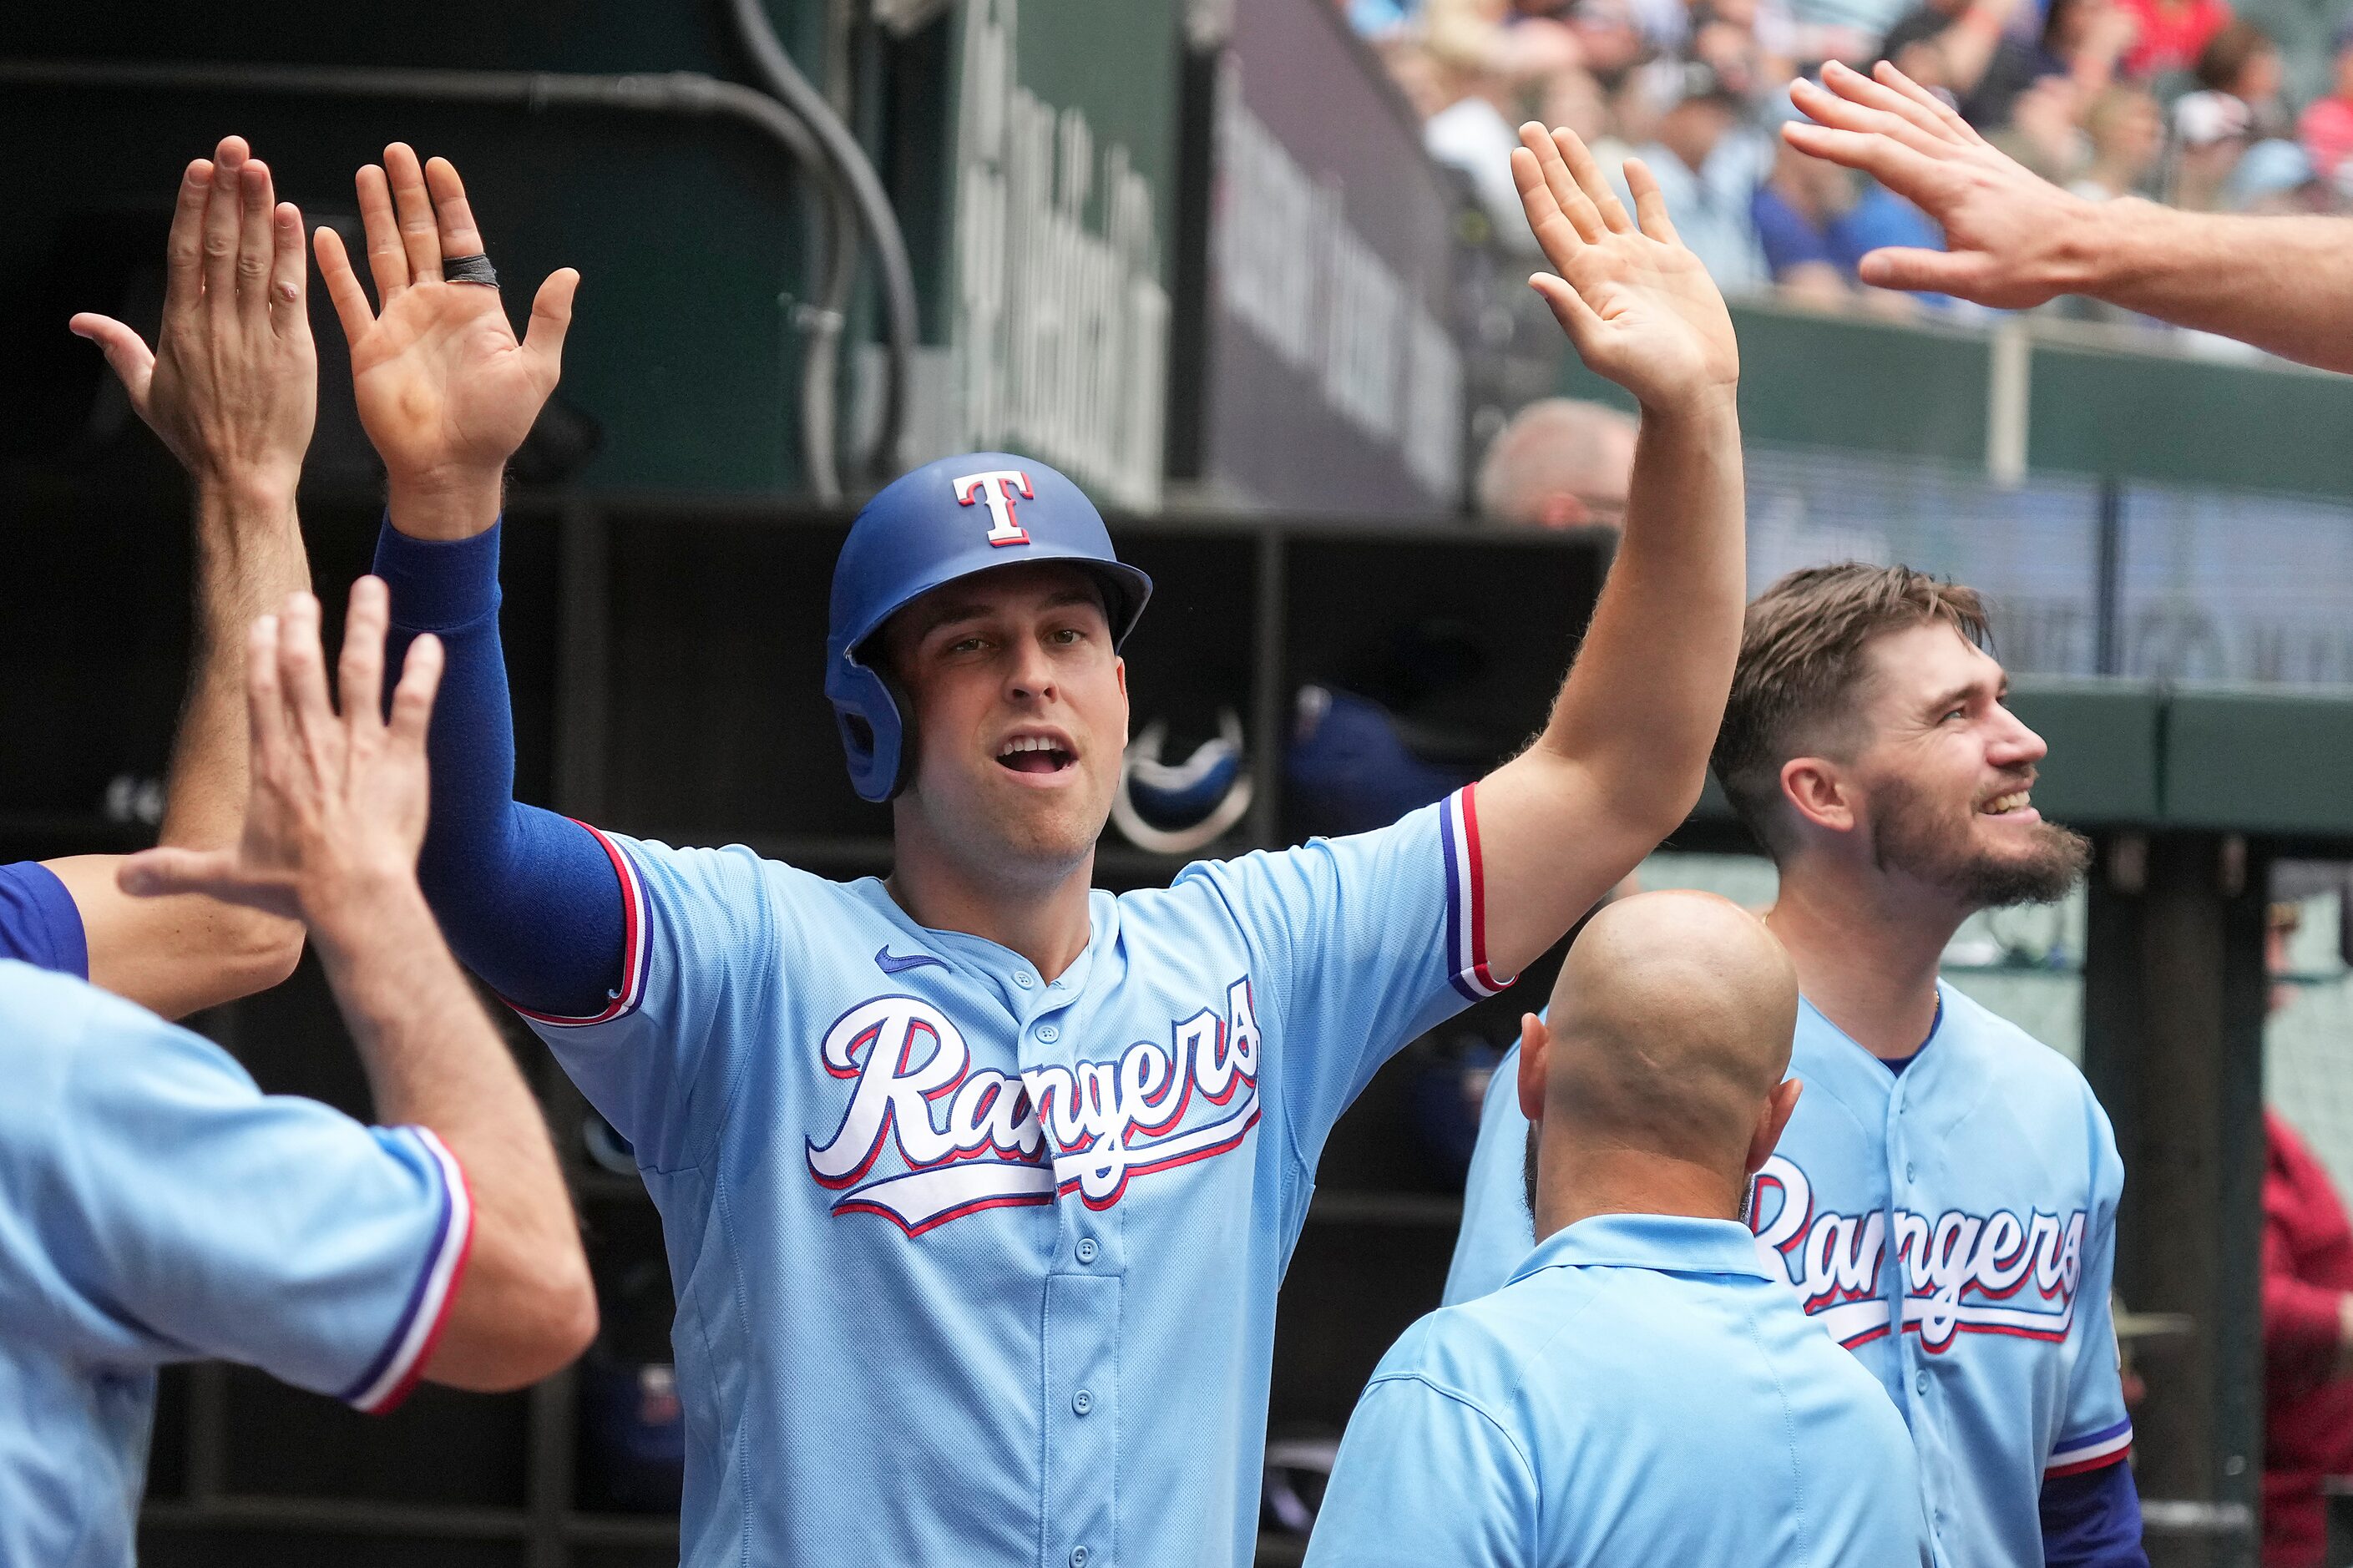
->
[[826, 453, 1153, 802]]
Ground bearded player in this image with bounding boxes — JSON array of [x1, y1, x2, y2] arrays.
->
[[311, 124, 1743, 1565], [1445, 565, 2144, 1567]]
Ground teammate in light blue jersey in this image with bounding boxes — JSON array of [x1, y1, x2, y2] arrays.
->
[[332, 125, 1752, 1563], [1311, 893, 1926, 1566], [1445, 564, 2145, 1566], [0, 580, 595, 1565]]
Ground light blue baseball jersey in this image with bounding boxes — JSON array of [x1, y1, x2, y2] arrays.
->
[[1306, 1211, 1930, 1566], [516, 787, 1505, 1568], [1444, 981, 2133, 1567], [0, 959, 474, 1567]]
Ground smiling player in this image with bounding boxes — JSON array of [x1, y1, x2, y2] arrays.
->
[[1445, 564, 2145, 1567], [318, 122, 1747, 1565]]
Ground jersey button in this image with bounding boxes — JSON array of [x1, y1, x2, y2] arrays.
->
[[1073, 1388, 1094, 1416], [1076, 1237, 1099, 1264], [1070, 1547, 1090, 1567], [1037, 1023, 1061, 1044], [1905, 1162, 1916, 1181], [1915, 1369, 1930, 1395], [1014, 970, 1036, 989]]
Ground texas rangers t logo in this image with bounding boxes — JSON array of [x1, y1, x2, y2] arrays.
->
[[953, 469, 1035, 546]]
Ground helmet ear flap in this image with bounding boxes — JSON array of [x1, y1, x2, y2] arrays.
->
[[879, 668, 919, 801], [829, 661, 909, 804]]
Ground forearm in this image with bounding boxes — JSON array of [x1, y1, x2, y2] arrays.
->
[[374, 519, 625, 1015], [2070, 203, 2353, 370], [310, 878, 591, 1387], [1535, 389, 1745, 824], [161, 480, 313, 847]]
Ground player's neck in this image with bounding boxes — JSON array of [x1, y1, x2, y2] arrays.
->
[[885, 832, 1097, 983], [1533, 1144, 1746, 1242], [1763, 859, 1961, 1060]]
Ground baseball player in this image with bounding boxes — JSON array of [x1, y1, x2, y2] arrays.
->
[[1445, 564, 2145, 1567], [1308, 892, 1929, 1566], [319, 124, 1747, 1564], [0, 578, 595, 1565], [4, 137, 318, 1015]]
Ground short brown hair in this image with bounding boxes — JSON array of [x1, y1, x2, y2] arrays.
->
[[1709, 564, 1990, 849]]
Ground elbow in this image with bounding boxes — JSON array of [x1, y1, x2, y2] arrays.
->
[[234, 911, 308, 995], [493, 1258, 600, 1390]]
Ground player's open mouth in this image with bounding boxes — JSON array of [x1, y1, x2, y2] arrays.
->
[[1980, 789, 2032, 817], [997, 735, 1078, 775]]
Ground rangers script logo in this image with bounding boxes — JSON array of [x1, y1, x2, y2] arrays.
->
[[805, 980, 1263, 1235], [1751, 1154, 2087, 1352]]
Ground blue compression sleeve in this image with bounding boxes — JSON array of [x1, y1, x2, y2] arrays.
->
[[373, 518, 624, 1018], [2040, 1459, 2148, 1568]]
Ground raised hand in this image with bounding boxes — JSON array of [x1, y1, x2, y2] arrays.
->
[[1512, 124, 1738, 415], [1783, 61, 2097, 307], [70, 137, 315, 495], [314, 144, 578, 538], [119, 579, 445, 924]]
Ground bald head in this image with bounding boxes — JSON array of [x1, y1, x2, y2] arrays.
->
[[1521, 892, 1801, 1232], [1475, 398, 1637, 528]]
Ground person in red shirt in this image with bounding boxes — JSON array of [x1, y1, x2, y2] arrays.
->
[[2262, 899, 2353, 1567], [2115, 0, 2229, 78], [2298, 23, 2353, 188]]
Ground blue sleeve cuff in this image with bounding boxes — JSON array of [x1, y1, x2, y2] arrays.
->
[[372, 516, 503, 631], [0, 860, 90, 979]]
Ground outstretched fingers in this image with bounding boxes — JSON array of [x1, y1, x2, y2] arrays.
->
[[312, 225, 377, 349], [200, 136, 250, 312], [67, 314, 157, 408], [116, 844, 248, 902], [1779, 119, 1944, 193], [244, 612, 290, 766], [1522, 122, 1607, 244], [1553, 129, 1635, 235], [234, 157, 277, 311], [161, 158, 213, 321], [356, 162, 409, 301], [275, 593, 339, 775], [388, 633, 446, 752], [1870, 60, 1986, 147], [1622, 158, 1680, 246], [423, 156, 486, 259], [338, 577, 390, 736], [522, 267, 581, 388], [1789, 70, 1948, 159], [269, 202, 306, 333], [382, 143, 443, 285]]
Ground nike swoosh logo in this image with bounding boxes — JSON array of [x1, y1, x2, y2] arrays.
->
[[874, 945, 948, 975]]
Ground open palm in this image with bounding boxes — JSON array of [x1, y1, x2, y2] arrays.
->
[[315, 144, 576, 500], [1512, 124, 1738, 412]]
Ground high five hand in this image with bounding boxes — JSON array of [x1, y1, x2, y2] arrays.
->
[[1512, 124, 1739, 415], [313, 144, 579, 537], [118, 579, 444, 924], [69, 137, 316, 495]]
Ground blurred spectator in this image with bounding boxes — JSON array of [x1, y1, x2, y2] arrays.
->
[[2261, 899, 2353, 1568], [1991, 73, 2094, 182], [2197, 18, 2290, 138], [1881, 0, 2131, 128], [2297, 23, 2353, 190], [2070, 83, 2164, 197], [2116, 0, 2230, 78], [2229, 135, 2322, 210], [1753, 139, 1944, 311], [1421, 0, 1589, 81], [1475, 397, 1637, 526], [1612, 63, 1773, 291], [1414, 55, 1555, 250], [2170, 88, 2252, 208]]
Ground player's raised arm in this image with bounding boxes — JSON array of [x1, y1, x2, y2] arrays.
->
[[319, 144, 624, 1020], [1784, 60, 2353, 371], [119, 579, 596, 1388], [1470, 125, 1746, 980], [43, 138, 313, 1018]]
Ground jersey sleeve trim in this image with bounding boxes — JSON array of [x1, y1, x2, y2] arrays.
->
[[342, 1127, 476, 1415], [507, 822, 649, 1028], [1442, 785, 1511, 1001], [2046, 1417, 2133, 1476]]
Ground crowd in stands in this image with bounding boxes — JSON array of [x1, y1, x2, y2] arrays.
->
[[1354, 0, 2353, 319]]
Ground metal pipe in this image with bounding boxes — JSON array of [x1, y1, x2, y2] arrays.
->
[[722, 0, 919, 489], [0, 57, 873, 496]]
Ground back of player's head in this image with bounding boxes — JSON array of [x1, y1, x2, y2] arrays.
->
[[1543, 892, 1798, 1176], [1474, 398, 1637, 527], [1710, 563, 1988, 856]]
